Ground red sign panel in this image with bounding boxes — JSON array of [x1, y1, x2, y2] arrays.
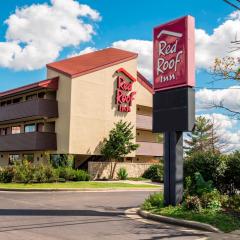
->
[[153, 16, 195, 91], [115, 68, 136, 112]]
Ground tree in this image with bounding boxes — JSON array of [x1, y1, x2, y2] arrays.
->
[[223, 0, 240, 10], [210, 57, 240, 119], [100, 120, 139, 178], [184, 116, 224, 155]]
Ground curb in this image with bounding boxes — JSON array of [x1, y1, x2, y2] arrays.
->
[[137, 209, 222, 233], [0, 188, 161, 192]]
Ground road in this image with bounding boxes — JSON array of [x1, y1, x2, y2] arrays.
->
[[0, 190, 214, 240]]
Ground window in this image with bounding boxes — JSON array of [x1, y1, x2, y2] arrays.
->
[[6, 100, 12, 105], [37, 123, 44, 132], [11, 126, 21, 134], [0, 101, 6, 107], [9, 154, 21, 165], [24, 124, 36, 133], [38, 92, 45, 99], [0, 128, 6, 136], [12, 97, 23, 104], [23, 154, 34, 163], [26, 94, 37, 101]]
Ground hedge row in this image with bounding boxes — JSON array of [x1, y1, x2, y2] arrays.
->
[[0, 160, 90, 183]]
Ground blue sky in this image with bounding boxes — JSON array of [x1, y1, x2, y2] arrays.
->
[[0, 0, 240, 151], [0, 0, 235, 90]]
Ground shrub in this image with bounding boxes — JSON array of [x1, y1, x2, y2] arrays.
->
[[14, 160, 35, 183], [184, 195, 202, 212], [142, 193, 164, 210], [184, 151, 226, 191], [200, 189, 222, 211], [194, 172, 214, 196], [117, 167, 128, 180], [33, 165, 47, 183], [225, 194, 240, 212], [57, 167, 76, 181], [143, 164, 163, 182], [74, 170, 90, 181], [33, 164, 58, 183], [0, 166, 15, 183], [223, 151, 240, 194]]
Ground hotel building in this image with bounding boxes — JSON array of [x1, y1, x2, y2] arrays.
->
[[0, 48, 163, 167]]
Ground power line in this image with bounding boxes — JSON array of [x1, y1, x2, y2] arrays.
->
[[195, 86, 240, 90]]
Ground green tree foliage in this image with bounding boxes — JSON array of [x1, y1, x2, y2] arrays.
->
[[101, 120, 139, 161], [185, 116, 224, 155], [100, 120, 139, 179], [184, 151, 226, 191], [223, 151, 240, 194]]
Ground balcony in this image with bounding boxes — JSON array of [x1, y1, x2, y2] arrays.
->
[[136, 114, 152, 130], [0, 99, 58, 123], [0, 132, 57, 152], [136, 141, 163, 156]]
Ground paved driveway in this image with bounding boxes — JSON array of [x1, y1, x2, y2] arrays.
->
[[0, 190, 212, 240]]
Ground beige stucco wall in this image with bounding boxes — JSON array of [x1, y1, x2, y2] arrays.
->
[[137, 105, 152, 116], [46, 57, 155, 156], [47, 70, 72, 153], [135, 81, 152, 107], [69, 59, 137, 156], [136, 130, 157, 143], [0, 154, 9, 166]]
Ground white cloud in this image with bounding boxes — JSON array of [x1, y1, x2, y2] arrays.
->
[[108, 11, 240, 80], [196, 11, 240, 69], [196, 86, 240, 112], [68, 46, 97, 58], [0, 0, 101, 70], [112, 40, 153, 80], [200, 113, 240, 152]]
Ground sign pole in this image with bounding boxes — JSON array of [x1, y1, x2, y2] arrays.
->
[[164, 131, 183, 206]]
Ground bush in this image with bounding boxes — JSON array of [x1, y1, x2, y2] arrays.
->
[[200, 189, 222, 211], [33, 164, 58, 183], [184, 195, 202, 212], [184, 151, 226, 191], [117, 167, 128, 180], [194, 172, 214, 196], [223, 151, 240, 194], [0, 166, 15, 183], [14, 160, 35, 183], [143, 164, 163, 182], [142, 193, 164, 210], [74, 170, 90, 181], [225, 194, 240, 212], [57, 167, 76, 181]]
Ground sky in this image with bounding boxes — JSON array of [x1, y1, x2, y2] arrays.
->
[[0, 0, 240, 151]]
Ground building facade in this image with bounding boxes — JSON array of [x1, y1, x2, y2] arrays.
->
[[0, 48, 163, 167]]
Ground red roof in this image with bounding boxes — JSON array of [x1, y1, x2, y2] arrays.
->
[[137, 72, 153, 93], [0, 77, 59, 99], [47, 48, 138, 78]]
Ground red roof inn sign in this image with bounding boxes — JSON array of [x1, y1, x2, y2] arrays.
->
[[153, 16, 195, 206], [153, 16, 195, 91], [115, 68, 136, 112]]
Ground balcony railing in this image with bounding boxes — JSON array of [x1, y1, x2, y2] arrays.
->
[[0, 99, 58, 123], [136, 114, 152, 130], [0, 132, 57, 152], [136, 141, 163, 156]]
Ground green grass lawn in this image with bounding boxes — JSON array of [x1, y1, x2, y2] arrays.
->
[[142, 193, 240, 233], [0, 181, 160, 189], [150, 205, 240, 233]]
